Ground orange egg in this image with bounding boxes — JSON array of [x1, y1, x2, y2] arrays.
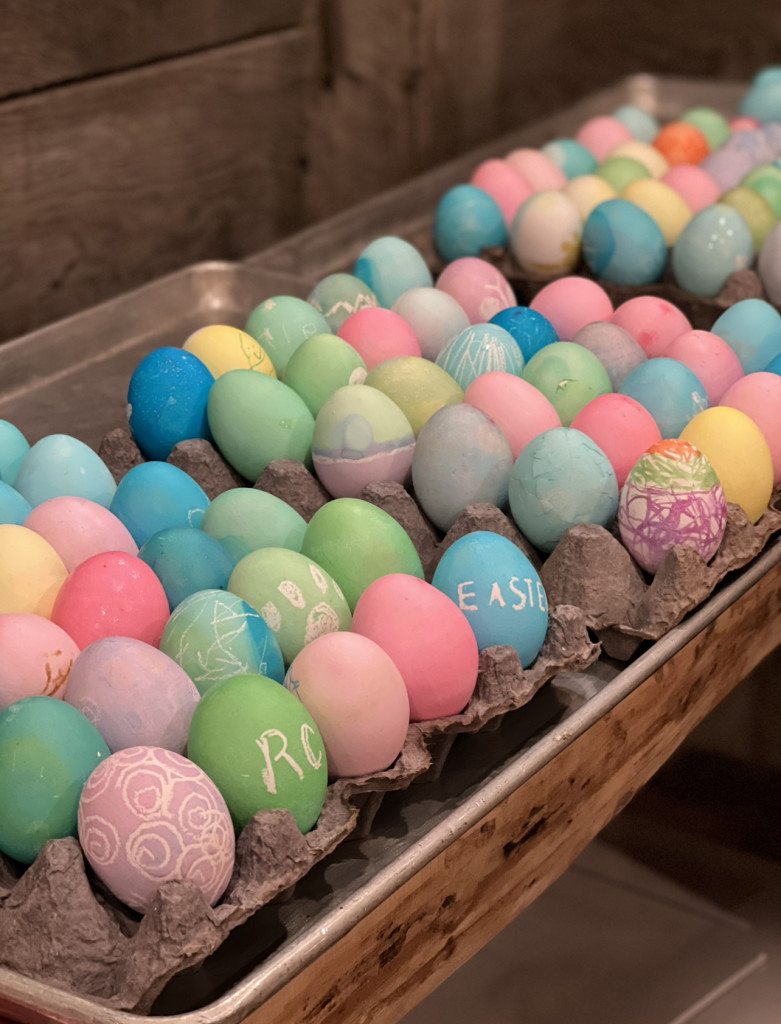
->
[[653, 121, 710, 165]]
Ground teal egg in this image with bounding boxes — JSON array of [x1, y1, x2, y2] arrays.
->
[[436, 323, 523, 389], [138, 526, 236, 611], [109, 461, 209, 547], [540, 138, 598, 177], [611, 104, 660, 144], [282, 333, 368, 417], [14, 434, 117, 509], [0, 421, 29, 485], [710, 298, 781, 374], [307, 273, 378, 332], [353, 235, 433, 308], [433, 184, 508, 263], [619, 358, 709, 438], [0, 481, 32, 525], [582, 199, 667, 286], [671, 204, 755, 297], [244, 295, 330, 376], [201, 487, 307, 560]]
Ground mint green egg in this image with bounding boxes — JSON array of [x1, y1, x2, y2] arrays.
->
[[201, 487, 307, 559], [522, 342, 612, 426], [207, 370, 315, 482], [187, 673, 328, 832], [595, 156, 651, 192], [282, 333, 368, 417], [301, 498, 424, 610], [680, 106, 730, 151], [244, 296, 330, 376], [228, 547, 351, 664], [307, 273, 379, 332], [742, 164, 781, 219]]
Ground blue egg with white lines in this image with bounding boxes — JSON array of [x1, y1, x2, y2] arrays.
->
[[435, 323, 523, 389]]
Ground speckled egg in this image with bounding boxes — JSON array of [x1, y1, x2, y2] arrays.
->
[[510, 191, 582, 277], [307, 273, 379, 333], [364, 356, 463, 436], [352, 236, 433, 309], [436, 323, 523, 389], [282, 333, 367, 417], [109, 461, 209, 548], [0, 614, 79, 711], [183, 324, 276, 379], [14, 435, 116, 509], [489, 305, 558, 363], [200, 488, 307, 560], [24, 495, 138, 571], [570, 321, 647, 391], [392, 286, 470, 362], [244, 295, 330, 376], [435, 257, 516, 324]]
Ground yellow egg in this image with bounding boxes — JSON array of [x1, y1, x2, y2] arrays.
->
[[183, 324, 277, 379], [608, 140, 670, 178], [679, 407, 773, 523], [621, 178, 693, 246], [562, 174, 617, 222], [0, 525, 69, 618], [364, 356, 463, 436]]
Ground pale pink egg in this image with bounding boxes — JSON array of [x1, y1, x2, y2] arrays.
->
[[730, 116, 760, 132], [338, 307, 421, 369], [463, 371, 562, 460], [661, 165, 721, 213], [24, 495, 138, 572], [720, 372, 781, 483], [571, 393, 662, 488], [470, 158, 534, 226], [504, 148, 568, 193], [435, 257, 516, 324], [284, 631, 410, 776], [575, 115, 634, 161], [665, 329, 744, 404], [529, 276, 613, 340], [352, 573, 479, 721], [612, 296, 692, 358], [0, 613, 79, 710]]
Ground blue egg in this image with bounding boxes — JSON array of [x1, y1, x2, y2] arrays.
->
[[619, 358, 709, 438], [352, 236, 433, 308], [765, 351, 781, 375], [671, 204, 754, 297], [431, 530, 548, 666], [433, 184, 507, 263], [435, 323, 523, 389], [109, 461, 209, 547], [13, 434, 116, 508], [0, 481, 32, 525], [611, 104, 660, 144], [752, 66, 781, 89], [0, 421, 29, 485], [540, 138, 598, 178], [739, 81, 781, 122], [582, 199, 667, 285], [128, 346, 215, 461], [508, 428, 619, 553], [139, 526, 236, 611], [489, 306, 558, 362], [710, 298, 781, 374]]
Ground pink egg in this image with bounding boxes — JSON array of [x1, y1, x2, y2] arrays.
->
[[51, 551, 170, 649], [720, 372, 781, 483], [661, 165, 721, 213], [24, 496, 138, 572], [611, 296, 692, 358], [435, 257, 516, 324], [338, 307, 421, 370], [529, 276, 614, 340], [575, 115, 634, 161], [504, 148, 568, 193], [665, 329, 744, 404], [463, 371, 562, 460], [283, 631, 409, 777], [571, 394, 662, 488], [78, 746, 235, 913], [351, 573, 479, 721], [0, 614, 79, 710], [470, 158, 534, 226], [730, 116, 760, 132]]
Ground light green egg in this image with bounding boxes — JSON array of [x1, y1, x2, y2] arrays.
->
[[282, 333, 368, 417], [307, 273, 379, 332], [679, 106, 730, 151], [595, 155, 651, 193], [201, 487, 307, 559], [721, 186, 778, 251], [742, 164, 781, 219], [244, 295, 330, 376], [522, 341, 612, 427], [364, 356, 463, 436]]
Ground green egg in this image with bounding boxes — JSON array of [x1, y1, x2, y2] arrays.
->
[[244, 295, 330, 376], [522, 341, 612, 426], [187, 673, 328, 832], [307, 273, 379, 332], [721, 186, 778, 251], [364, 356, 463, 436], [228, 546, 352, 664], [595, 156, 651, 192], [201, 487, 307, 559], [207, 370, 315, 482], [300, 497, 424, 610], [679, 106, 730, 151], [282, 333, 368, 417], [742, 164, 781, 219]]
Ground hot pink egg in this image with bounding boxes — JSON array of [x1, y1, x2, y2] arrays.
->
[[529, 276, 614, 340], [504, 148, 568, 193], [51, 551, 170, 649], [575, 115, 634, 161], [612, 296, 692, 358], [0, 614, 79, 710], [571, 393, 662, 488], [470, 158, 533, 226], [24, 495, 138, 572], [435, 257, 516, 324], [283, 631, 410, 777], [338, 307, 421, 369], [351, 573, 479, 721], [463, 371, 562, 460], [665, 329, 745, 404], [661, 165, 720, 213], [720, 371, 781, 484]]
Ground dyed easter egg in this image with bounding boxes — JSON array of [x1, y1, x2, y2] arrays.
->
[[463, 372, 562, 460], [139, 527, 236, 612], [51, 551, 170, 649], [469, 158, 534, 225], [200, 488, 306, 560], [508, 428, 619, 552], [720, 372, 781, 483], [571, 321, 647, 390], [352, 236, 433, 309], [662, 164, 721, 213], [187, 672, 328, 831], [618, 439, 728, 574], [765, 352, 781, 374], [620, 358, 709, 438], [562, 174, 617, 222], [758, 220, 781, 304], [540, 138, 598, 178], [489, 305, 558, 363], [710, 299, 781, 375], [228, 547, 351, 665], [436, 323, 523, 389], [364, 356, 463, 436], [700, 149, 756, 194], [721, 186, 777, 250], [78, 746, 234, 912], [529, 277, 613, 341], [571, 393, 662, 488], [337, 307, 421, 369], [611, 296, 693, 359], [742, 164, 781, 218], [392, 286, 470, 362], [740, 80, 781, 122], [306, 273, 379, 333], [411, 404, 514, 531], [433, 184, 508, 262], [284, 632, 410, 776], [14, 435, 116, 509], [301, 498, 423, 611], [596, 155, 651, 192], [680, 107, 730, 151], [620, 178, 693, 246], [0, 481, 31, 525], [608, 140, 669, 178], [312, 384, 415, 498], [582, 199, 667, 285], [0, 525, 68, 617], [282, 333, 367, 417], [575, 115, 634, 161], [160, 588, 284, 695], [0, 420, 29, 485], [612, 105, 660, 145], [671, 204, 754, 297], [65, 637, 199, 753], [431, 531, 548, 666], [0, 696, 109, 864], [183, 324, 276, 379], [0, 614, 79, 711], [352, 573, 480, 720], [679, 407, 774, 523], [665, 330, 745, 404], [435, 257, 516, 324], [510, 191, 582, 277], [24, 495, 138, 571], [109, 461, 209, 548], [127, 347, 215, 461], [505, 148, 568, 192], [207, 370, 315, 482], [522, 342, 612, 427], [653, 121, 709, 166], [244, 295, 330, 376]]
